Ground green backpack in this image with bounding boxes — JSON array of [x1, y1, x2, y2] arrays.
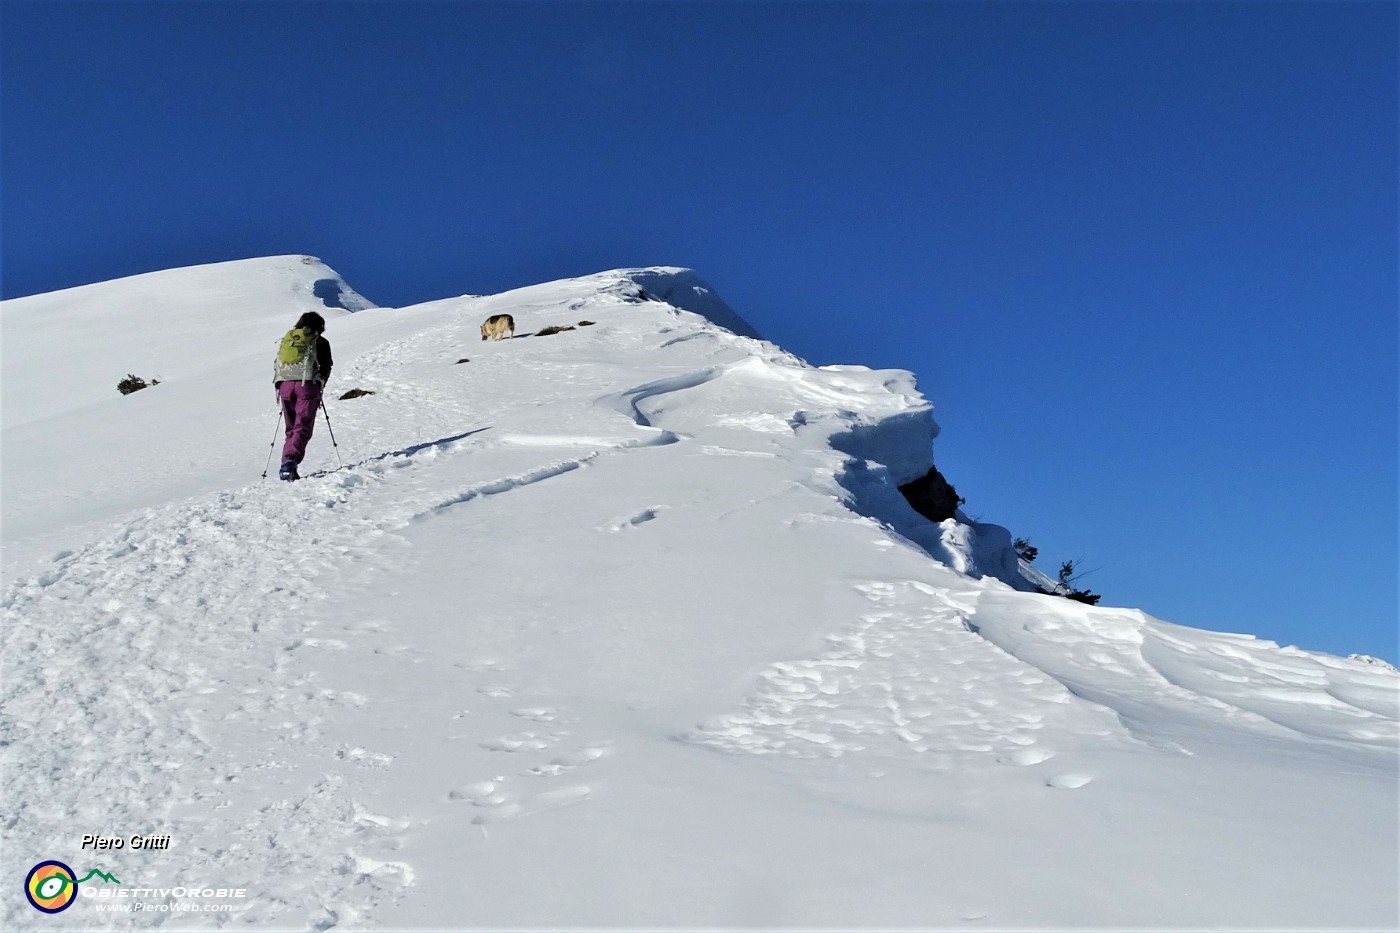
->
[[274, 327, 319, 382]]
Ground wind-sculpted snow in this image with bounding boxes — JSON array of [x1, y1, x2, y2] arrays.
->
[[622, 266, 761, 339], [965, 590, 1400, 750], [1, 262, 1395, 929], [688, 578, 1126, 771]]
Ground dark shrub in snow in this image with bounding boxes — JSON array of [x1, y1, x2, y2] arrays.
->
[[117, 374, 159, 395]]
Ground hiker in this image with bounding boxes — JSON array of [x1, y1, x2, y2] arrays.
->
[[273, 311, 333, 481]]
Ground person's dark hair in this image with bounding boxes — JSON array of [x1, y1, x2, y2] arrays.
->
[[295, 311, 327, 333]]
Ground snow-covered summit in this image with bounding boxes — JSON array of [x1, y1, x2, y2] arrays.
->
[[1, 259, 1395, 930], [615, 266, 763, 339]]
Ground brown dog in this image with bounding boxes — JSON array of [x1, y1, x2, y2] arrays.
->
[[480, 314, 515, 341]]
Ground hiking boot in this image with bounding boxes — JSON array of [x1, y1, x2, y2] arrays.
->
[[279, 460, 300, 481]]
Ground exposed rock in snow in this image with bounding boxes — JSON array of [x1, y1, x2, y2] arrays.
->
[[898, 463, 962, 523]]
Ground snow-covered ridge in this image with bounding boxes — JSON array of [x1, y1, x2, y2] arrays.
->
[[1, 258, 1395, 930]]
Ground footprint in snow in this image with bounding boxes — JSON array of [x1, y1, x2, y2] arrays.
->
[[284, 638, 348, 651], [471, 785, 592, 825], [352, 803, 410, 831], [604, 507, 664, 531], [527, 743, 614, 776], [448, 778, 592, 823], [1045, 773, 1093, 789], [448, 780, 505, 804], [996, 747, 1055, 766], [480, 731, 560, 752], [463, 657, 507, 672], [337, 746, 395, 768]]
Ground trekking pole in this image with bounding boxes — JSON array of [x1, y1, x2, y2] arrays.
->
[[319, 400, 344, 469], [261, 407, 284, 480]]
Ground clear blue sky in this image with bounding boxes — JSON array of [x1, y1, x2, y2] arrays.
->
[[3, 1, 1395, 660]]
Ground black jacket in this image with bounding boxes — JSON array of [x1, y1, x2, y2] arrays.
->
[[311, 335, 333, 384]]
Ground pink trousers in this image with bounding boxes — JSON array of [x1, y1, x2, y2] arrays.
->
[[278, 380, 323, 464]]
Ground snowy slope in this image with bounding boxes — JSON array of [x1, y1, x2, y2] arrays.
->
[[0, 256, 398, 578], [1, 260, 1395, 930], [0, 255, 375, 430]]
